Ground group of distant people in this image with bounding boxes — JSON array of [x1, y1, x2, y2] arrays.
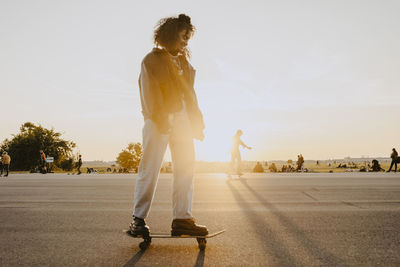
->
[[86, 167, 97, 174], [1, 145, 399, 176], [281, 164, 296, 172], [228, 131, 311, 175], [31, 150, 82, 174], [235, 146, 400, 174], [366, 148, 400, 173]]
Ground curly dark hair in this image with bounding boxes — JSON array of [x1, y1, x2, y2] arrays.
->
[[154, 14, 195, 58]]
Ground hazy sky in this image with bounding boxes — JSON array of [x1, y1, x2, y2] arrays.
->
[[1, 0, 399, 161]]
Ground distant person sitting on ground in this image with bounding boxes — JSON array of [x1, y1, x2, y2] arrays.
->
[[281, 165, 287, 172], [230, 129, 252, 176], [387, 148, 398, 172], [269, 163, 277, 172], [371, 159, 384, 172], [253, 161, 264, 173], [1, 152, 11, 177]]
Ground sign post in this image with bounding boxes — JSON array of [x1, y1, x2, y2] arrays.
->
[[46, 157, 54, 173]]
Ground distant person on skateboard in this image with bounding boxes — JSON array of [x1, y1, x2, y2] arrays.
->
[[129, 14, 208, 238], [230, 130, 252, 176]]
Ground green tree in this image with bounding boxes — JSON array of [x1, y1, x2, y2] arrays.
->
[[0, 122, 76, 171], [116, 142, 142, 172], [59, 158, 74, 171]]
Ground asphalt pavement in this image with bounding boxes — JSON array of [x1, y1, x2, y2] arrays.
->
[[0, 172, 399, 266]]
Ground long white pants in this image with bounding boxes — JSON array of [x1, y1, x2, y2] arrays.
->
[[133, 109, 195, 219]]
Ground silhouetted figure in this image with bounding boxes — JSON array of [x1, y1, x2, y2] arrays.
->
[[1, 152, 11, 177], [39, 150, 47, 174], [269, 163, 277, 172], [86, 167, 96, 174], [387, 148, 398, 172], [371, 159, 384, 172], [230, 130, 252, 176], [77, 155, 82, 175], [296, 154, 304, 171], [281, 165, 286, 172], [129, 14, 208, 238], [253, 162, 264, 173]]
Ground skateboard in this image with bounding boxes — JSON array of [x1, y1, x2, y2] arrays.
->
[[125, 229, 225, 250], [227, 173, 243, 179]]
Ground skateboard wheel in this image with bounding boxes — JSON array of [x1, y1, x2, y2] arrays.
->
[[139, 238, 151, 250], [139, 241, 149, 250], [196, 238, 206, 251]]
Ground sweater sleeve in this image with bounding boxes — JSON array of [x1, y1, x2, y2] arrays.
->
[[139, 55, 170, 133], [139, 57, 161, 119]]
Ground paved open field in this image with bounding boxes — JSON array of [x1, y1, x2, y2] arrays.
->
[[0, 173, 399, 266]]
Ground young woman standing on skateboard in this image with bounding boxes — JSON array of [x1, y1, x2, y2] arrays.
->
[[129, 14, 208, 237]]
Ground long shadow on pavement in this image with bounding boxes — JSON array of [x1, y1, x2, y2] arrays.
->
[[194, 250, 205, 267], [238, 178, 347, 266], [227, 179, 300, 266], [123, 249, 146, 267]]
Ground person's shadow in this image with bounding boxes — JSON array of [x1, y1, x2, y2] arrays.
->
[[123, 249, 146, 267], [123, 246, 205, 267], [238, 178, 346, 266], [194, 250, 205, 267]]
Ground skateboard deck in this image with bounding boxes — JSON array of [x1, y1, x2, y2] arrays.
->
[[125, 229, 225, 250], [227, 173, 243, 179]]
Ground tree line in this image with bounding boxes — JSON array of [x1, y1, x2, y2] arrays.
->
[[1, 122, 142, 172]]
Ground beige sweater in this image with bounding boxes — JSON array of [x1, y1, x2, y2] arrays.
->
[[2, 155, 11, 164]]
